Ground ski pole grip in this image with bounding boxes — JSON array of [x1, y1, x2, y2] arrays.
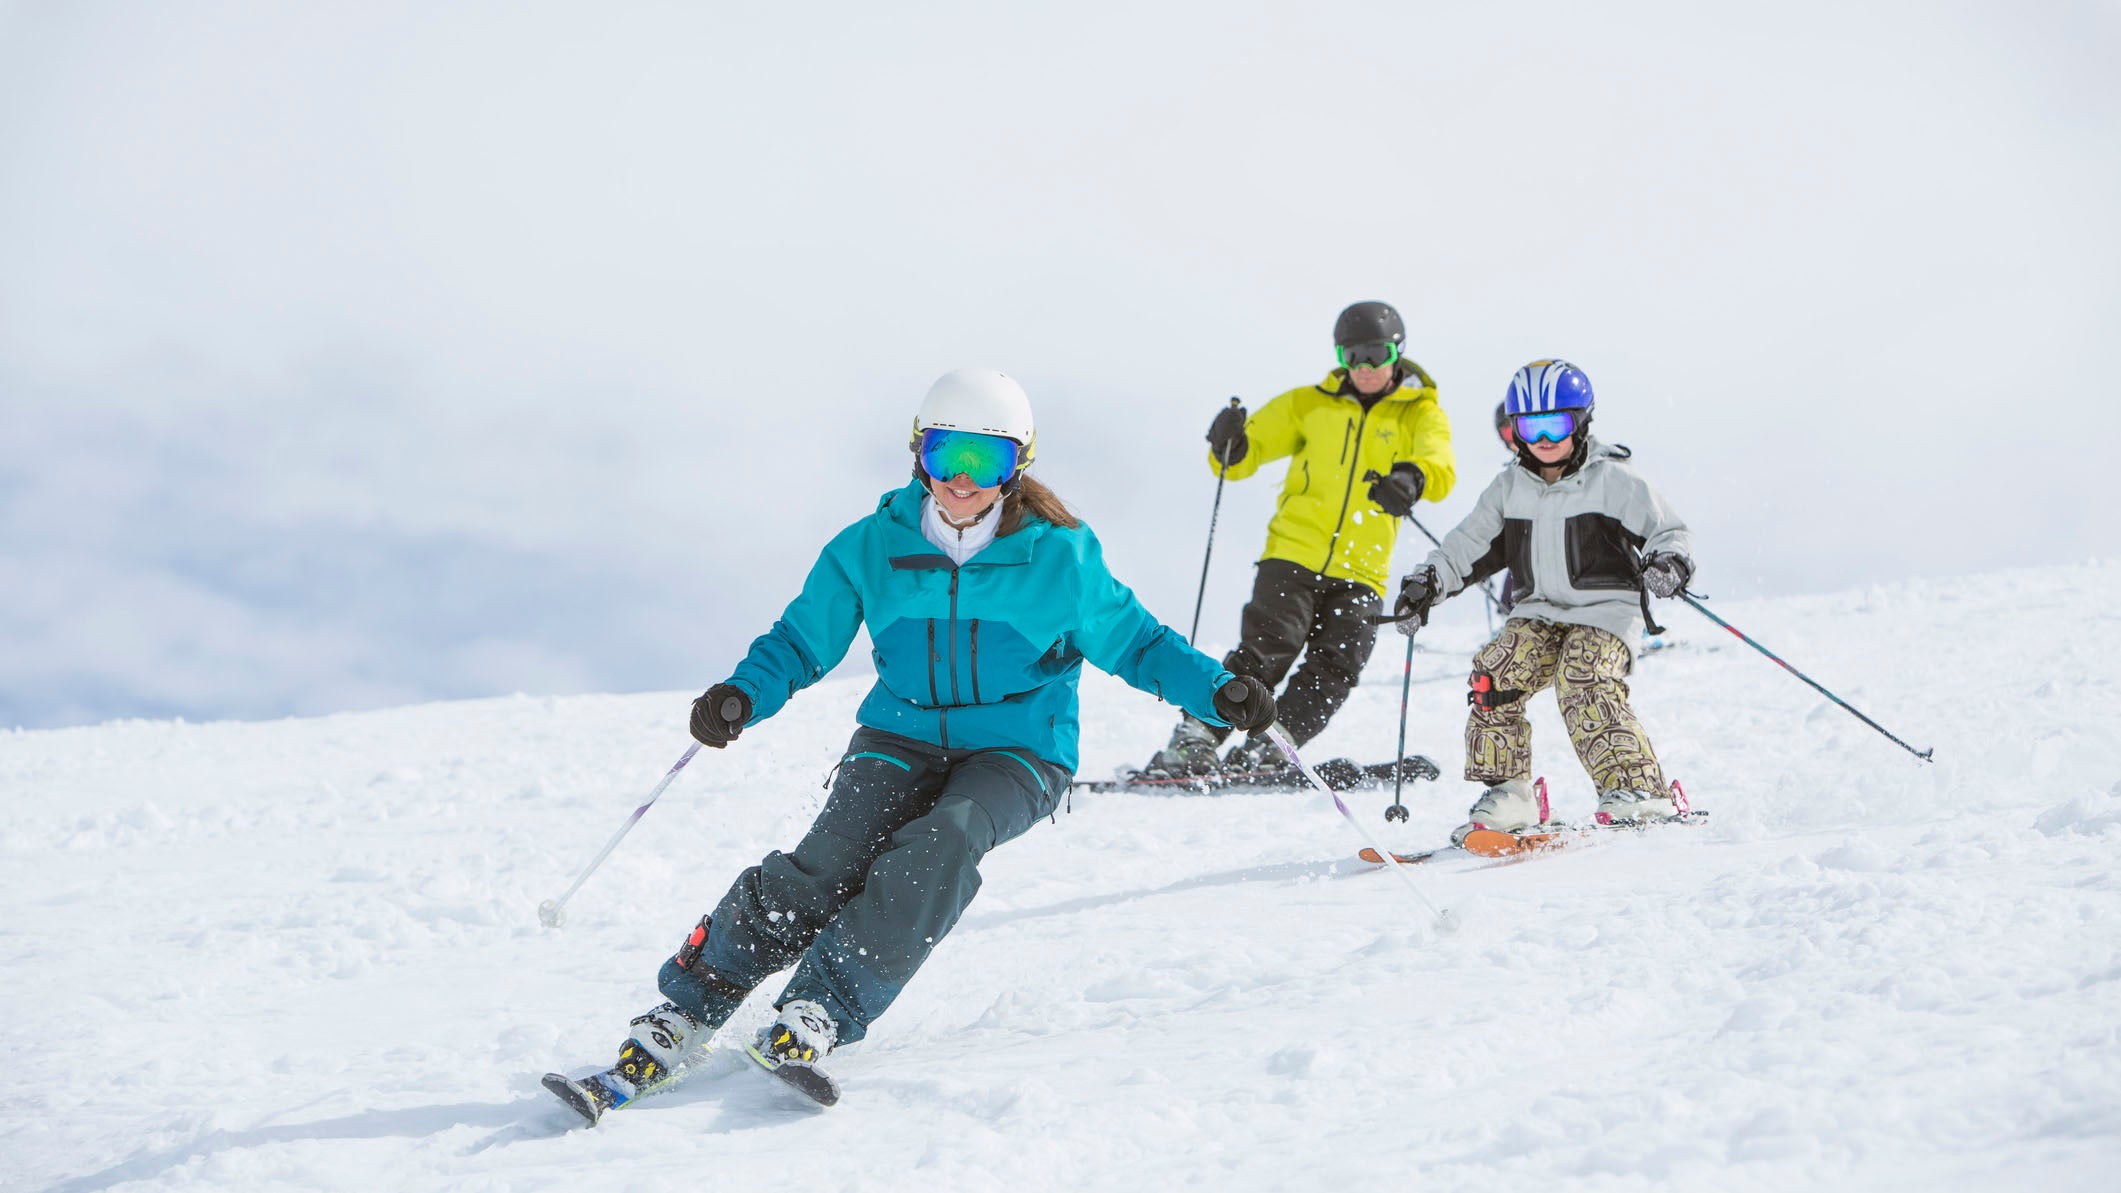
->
[[720, 695, 746, 723]]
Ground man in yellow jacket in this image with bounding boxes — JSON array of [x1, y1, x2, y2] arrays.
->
[[1141, 301, 1458, 778]]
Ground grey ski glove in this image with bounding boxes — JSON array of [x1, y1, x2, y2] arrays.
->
[[1391, 566, 1441, 637], [1641, 552, 1693, 599]]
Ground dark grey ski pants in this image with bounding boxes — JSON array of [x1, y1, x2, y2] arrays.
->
[[658, 727, 1071, 1045]]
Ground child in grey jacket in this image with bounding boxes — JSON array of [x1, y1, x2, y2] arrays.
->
[[1391, 360, 1693, 842]]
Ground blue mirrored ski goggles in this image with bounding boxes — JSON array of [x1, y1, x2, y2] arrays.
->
[[918, 428, 1022, 489], [1512, 411, 1578, 444]]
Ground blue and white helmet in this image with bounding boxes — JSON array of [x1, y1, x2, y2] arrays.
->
[[1504, 359, 1595, 416]]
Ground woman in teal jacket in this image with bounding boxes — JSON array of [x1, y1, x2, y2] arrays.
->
[[546, 368, 1276, 1121]]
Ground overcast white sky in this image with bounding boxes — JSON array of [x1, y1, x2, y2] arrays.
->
[[2, 0, 2116, 730]]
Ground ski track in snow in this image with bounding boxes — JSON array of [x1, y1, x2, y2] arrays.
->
[[4, 562, 2119, 1192]]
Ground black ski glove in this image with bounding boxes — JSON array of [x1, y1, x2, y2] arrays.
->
[[1211, 675, 1276, 732], [1641, 552, 1693, 599], [690, 683, 752, 748], [1207, 404, 1249, 467], [1391, 565, 1441, 637], [1366, 463, 1426, 517]]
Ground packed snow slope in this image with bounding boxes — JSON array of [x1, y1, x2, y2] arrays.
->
[[5, 562, 2119, 1193]]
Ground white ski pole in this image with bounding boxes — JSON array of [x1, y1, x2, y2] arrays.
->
[[1266, 726, 1458, 932], [539, 742, 702, 928]]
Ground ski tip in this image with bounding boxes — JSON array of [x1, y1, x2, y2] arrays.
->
[[1356, 846, 1441, 866], [1400, 754, 1443, 782], [542, 1072, 604, 1128], [774, 1062, 841, 1108], [743, 1043, 842, 1109], [1459, 829, 1518, 858]]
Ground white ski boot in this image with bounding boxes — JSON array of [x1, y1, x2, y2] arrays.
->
[[1596, 788, 1680, 825], [543, 1001, 707, 1126], [744, 999, 842, 1108], [1450, 777, 1548, 845]]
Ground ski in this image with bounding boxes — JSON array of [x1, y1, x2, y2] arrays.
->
[[1356, 813, 1708, 866], [742, 1040, 841, 1108], [542, 1046, 706, 1127], [542, 1071, 625, 1127], [1461, 809, 1712, 858], [1356, 845, 1450, 865], [1080, 754, 1439, 795], [1359, 779, 1705, 865], [1357, 810, 1705, 857]]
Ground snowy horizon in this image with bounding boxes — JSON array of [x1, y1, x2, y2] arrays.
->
[[4, 1, 2118, 730]]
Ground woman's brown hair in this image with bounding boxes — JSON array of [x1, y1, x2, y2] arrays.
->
[[998, 473, 1078, 536]]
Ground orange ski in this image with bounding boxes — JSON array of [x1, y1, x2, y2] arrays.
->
[[1459, 826, 1578, 857], [1459, 807, 1710, 858]]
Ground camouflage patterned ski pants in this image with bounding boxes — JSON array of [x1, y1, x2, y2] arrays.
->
[[1464, 618, 1669, 796]]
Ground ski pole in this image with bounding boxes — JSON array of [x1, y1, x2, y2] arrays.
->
[[1188, 397, 1242, 646], [1385, 633, 1415, 823], [1265, 726, 1457, 932], [1679, 592, 1933, 763], [539, 741, 704, 928]]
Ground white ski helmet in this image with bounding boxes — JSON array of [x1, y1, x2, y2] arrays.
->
[[910, 367, 1037, 470]]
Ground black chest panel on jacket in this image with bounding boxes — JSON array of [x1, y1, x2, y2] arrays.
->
[[1465, 513, 1641, 603], [1467, 518, 1532, 604], [1565, 513, 1644, 592]]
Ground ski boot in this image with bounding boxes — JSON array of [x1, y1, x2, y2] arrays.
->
[[1220, 723, 1296, 777], [1135, 715, 1224, 782], [743, 999, 842, 1108], [1450, 777, 1549, 845], [543, 1001, 708, 1127], [1596, 787, 1681, 826]]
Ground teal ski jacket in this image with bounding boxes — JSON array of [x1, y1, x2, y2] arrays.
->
[[725, 482, 1233, 772]]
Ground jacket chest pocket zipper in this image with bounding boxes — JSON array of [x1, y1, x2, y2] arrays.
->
[[926, 620, 941, 707]]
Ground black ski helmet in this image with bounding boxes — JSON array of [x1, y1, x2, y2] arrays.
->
[[1333, 301, 1405, 349]]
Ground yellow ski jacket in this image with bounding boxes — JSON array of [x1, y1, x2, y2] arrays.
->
[[1209, 366, 1457, 595]]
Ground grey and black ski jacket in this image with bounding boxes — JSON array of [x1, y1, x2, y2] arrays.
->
[[1421, 438, 1691, 654]]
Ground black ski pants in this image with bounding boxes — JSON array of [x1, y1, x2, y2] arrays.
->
[[658, 727, 1071, 1045], [1217, 558, 1382, 746]]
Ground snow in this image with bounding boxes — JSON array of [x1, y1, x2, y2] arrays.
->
[[5, 562, 2120, 1192]]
